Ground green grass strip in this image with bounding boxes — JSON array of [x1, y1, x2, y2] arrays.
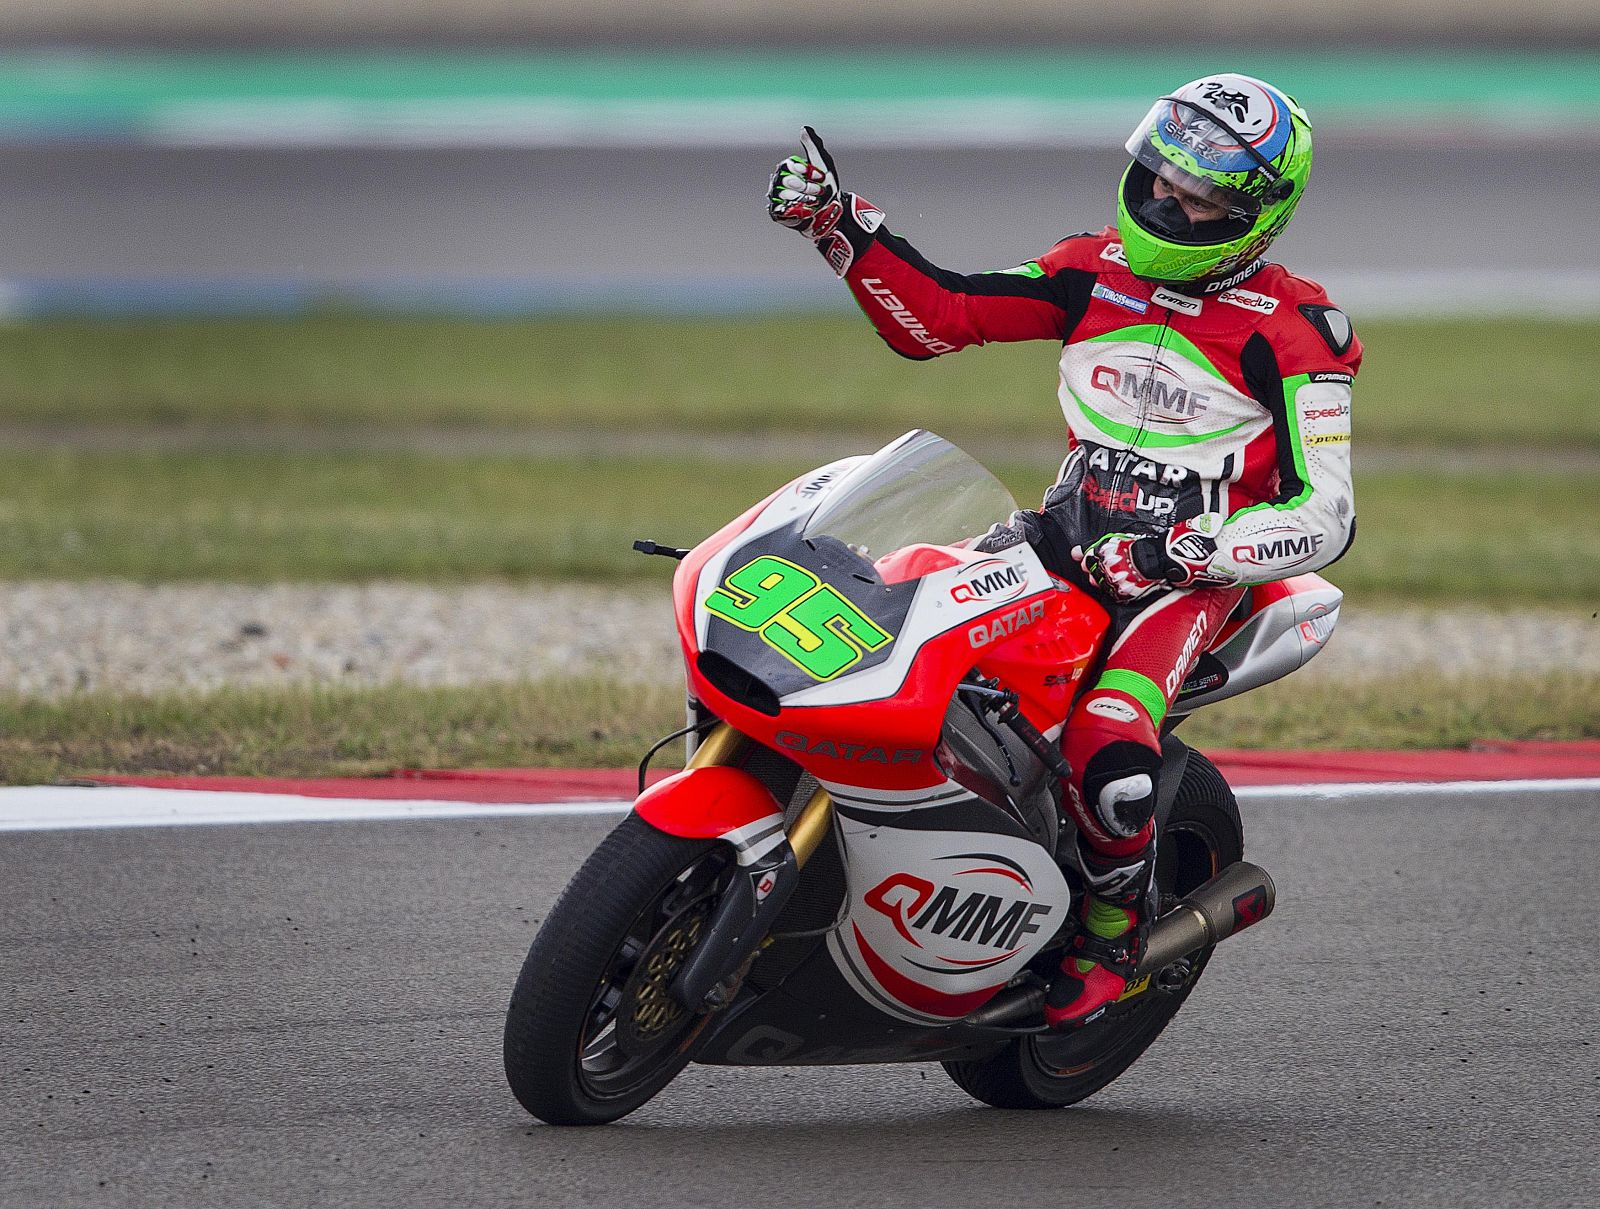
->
[[0, 678, 689, 787], [4, 671, 1595, 787], [1180, 671, 1600, 753], [0, 450, 1594, 604], [0, 450, 814, 583], [1, 315, 1594, 450]]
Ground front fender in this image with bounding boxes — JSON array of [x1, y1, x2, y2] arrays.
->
[[633, 766, 785, 866]]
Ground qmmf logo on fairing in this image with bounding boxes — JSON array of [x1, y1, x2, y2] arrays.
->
[[949, 559, 1029, 605]]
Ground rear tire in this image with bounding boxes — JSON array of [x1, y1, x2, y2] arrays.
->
[[942, 748, 1242, 1110], [503, 814, 732, 1126]]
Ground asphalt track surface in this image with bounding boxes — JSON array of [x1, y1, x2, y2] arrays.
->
[[5, 784, 1599, 1208], [3, 140, 1598, 311]]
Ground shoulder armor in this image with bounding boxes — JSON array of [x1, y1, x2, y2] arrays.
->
[[1298, 304, 1356, 356]]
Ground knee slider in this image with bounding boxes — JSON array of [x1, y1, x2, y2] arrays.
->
[[1082, 741, 1160, 840]]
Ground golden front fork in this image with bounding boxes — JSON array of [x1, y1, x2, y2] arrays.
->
[[688, 723, 835, 869], [786, 787, 834, 869], [687, 722, 744, 769]]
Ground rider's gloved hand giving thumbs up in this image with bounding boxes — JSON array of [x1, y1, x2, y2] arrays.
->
[[767, 127, 885, 276]]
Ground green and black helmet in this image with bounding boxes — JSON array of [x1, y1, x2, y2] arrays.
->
[[1116, 73, 1314, 285]]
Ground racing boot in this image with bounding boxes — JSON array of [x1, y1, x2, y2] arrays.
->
[[1045, 834, 1154, 1029]]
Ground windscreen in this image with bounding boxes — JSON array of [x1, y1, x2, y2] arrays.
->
[[801, 431, 1019, 560]]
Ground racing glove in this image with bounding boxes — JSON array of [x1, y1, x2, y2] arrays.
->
[[767, 126, 841, 236], [1076, 514, 1237, 602], [1075, 533, 1164, 602], [766, 126, 885, 276]]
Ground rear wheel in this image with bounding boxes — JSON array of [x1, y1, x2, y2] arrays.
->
[[942, 748, 1242, 1110], [503, 814, 735, 1125]]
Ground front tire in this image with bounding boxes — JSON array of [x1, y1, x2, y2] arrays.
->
[[942, 748, 1243, 1110], [503, 814, 733, 1125]]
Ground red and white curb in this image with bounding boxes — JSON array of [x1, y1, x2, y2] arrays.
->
[[1, 778, 1597, 833]]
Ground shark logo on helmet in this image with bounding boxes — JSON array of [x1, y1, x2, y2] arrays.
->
[[1198, 84, 1256, 126]]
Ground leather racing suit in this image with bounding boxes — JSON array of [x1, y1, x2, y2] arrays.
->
[[814, 197, 1362, 982]]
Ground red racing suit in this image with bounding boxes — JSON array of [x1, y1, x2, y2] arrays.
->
[[818, 198, 1363, 862]]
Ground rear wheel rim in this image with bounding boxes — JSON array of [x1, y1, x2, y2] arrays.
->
[[1029, 815, 1225, 1077]]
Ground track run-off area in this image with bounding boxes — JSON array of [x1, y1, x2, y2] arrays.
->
[[4, 775, 1598, 1208]]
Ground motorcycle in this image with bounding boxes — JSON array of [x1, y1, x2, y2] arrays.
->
[[504, 430, 1340, 1125]]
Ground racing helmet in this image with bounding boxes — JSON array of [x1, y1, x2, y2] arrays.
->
[[1115, 74, 1313, 284]]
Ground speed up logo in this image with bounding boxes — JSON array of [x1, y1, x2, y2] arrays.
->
[[704, 555, 892, 681]]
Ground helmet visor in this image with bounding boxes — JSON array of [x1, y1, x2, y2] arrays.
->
[[1125, 98, 1275, 219]]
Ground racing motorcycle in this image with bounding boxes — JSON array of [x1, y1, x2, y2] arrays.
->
[[504, 430, 1340, 1126]]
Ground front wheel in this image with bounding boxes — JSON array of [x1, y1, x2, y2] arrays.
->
[[942, 748, 1243, 1110], [503, 814, 734, 1125]]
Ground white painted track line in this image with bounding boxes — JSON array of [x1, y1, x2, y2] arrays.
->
[[0, 778, 1597, 832], [1234, 778, 1600, 801], [0, 786, 633, 832]]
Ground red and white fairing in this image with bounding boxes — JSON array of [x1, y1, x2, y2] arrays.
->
[[828, 814, 1071, 1024], [663, 431, 1339, 1028]]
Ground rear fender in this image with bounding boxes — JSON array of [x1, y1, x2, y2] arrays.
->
[[633, 766, 786, 867], [1168, 575, 1342, 717]]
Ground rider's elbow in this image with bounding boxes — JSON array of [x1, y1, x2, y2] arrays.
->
[[1303, 497, 1357, 573]]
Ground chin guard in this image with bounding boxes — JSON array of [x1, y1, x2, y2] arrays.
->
[[1138, 195, 1193, 238]]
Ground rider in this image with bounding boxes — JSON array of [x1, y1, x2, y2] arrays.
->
[[767, 74, 1360, 1028]]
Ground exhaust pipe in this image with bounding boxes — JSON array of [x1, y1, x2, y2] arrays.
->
[[1135, 860, 1276, 976], [960, 861, 1276, 1030]]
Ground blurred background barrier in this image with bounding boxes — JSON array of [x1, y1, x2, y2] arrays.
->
[[2, 47, 1599, 317], [2, 0, 1599, 43]]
